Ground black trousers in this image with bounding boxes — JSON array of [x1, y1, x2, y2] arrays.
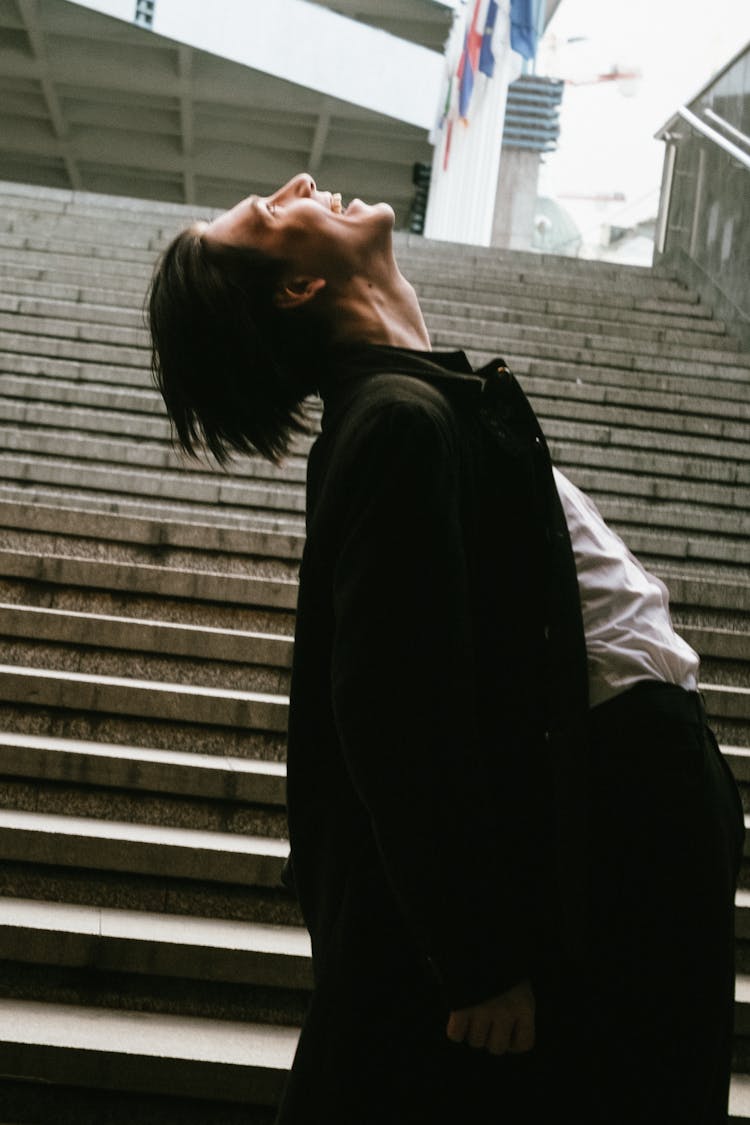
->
[[276, 682, 744, 1123], [581, 681, 745, 1124]]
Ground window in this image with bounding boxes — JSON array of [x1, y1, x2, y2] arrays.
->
[[134, 0, 155, 28]]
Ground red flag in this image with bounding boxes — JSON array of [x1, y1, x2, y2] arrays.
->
[[457, 0, 484, 121]]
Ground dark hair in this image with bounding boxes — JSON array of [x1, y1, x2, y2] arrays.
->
[[147, 224, 329, 465]]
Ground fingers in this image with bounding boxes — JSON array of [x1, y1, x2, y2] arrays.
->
[[447, 1011, 492, 1050], [507, 1010, 535, 1054], [466, 1016, 490, 1051], [486, 1018, 513, 1056], [445, 1010, 469, 1043], [446, 980, 536, 1057]]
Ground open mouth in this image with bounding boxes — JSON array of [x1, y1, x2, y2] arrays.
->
[[331, 192, 344, 214]]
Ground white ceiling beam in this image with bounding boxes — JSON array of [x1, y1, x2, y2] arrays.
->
[[16, 0, 82, 190], [309, 104, 332, 175], [0, 118, 417, 196], [0, 48, 426, 130]]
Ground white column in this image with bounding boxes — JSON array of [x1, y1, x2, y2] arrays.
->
[[424, 0, 522, 246]]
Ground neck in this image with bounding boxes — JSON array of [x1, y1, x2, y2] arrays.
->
[[328, 253, 431, 352]]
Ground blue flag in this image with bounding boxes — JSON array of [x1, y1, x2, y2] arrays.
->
[[457, 1, 483, 120], [479, 0, 498, 78], [510, 0, 538, 61]]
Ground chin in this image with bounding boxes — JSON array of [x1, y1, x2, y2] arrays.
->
[[347, 199, 394, 225], [378, 202, 396, 226]]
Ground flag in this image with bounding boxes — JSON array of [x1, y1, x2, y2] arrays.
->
[[510, 0, 538, 61], [479, 0, 499, 78], [457, 0, 484, 120]]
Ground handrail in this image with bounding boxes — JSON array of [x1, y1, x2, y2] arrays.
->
[[676, 107, 750, 170], [681, 39, 750, 111], [703, 106, 750, 150]]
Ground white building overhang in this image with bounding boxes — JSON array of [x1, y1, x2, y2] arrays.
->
[[0, 0, 453, 220]]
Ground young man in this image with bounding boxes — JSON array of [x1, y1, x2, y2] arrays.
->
[[149, 173, 745, 1123]]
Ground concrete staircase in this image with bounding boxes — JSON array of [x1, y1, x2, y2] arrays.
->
[[0, 178, 748, 1121]]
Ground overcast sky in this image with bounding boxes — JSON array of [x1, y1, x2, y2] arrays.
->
[[535, 0, 750, 242]]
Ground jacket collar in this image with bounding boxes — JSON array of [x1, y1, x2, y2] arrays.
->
[[318, 343, 487, 412]]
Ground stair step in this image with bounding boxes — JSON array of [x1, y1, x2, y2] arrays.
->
[[0, 665, 289, 732], [560, 465, 748, 511], [544, 418, 750, 464], [0, 808, 288, 885], [727, 751, 750, 786], [0, 997, 296, 1104], [420, 295, 732, 342], [704, 686, 750, 724], [530, 386, 750, 442], [0, 269, 157, 311], [0, 484, 306, 537], [553, 441, 750, 486], [0, 231, 155, 267], [0, 498, 305, 561], [595, 496, 750, 539], [0, 310, 145, 349], [415, 277, 712, 318], [501, 349, 750, 399], [611, 529, 749, 570], [0, 550, 298, 609], [0, 372, 159, 414], [0, 454, 306, 513], [0, 604, 293, 668], [680, 629, 750, 662], [0, 353, 153, 392], [652, 571, 750, 615], [0, 731, 287, 804], [0, 897, 310, 988], [428, 316, 750, 370], [0, 397, 170, 440], [731, 1074, 750, 1120], [0, 426, 308, 484]]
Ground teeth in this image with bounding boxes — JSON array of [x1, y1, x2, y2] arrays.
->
[[331, 192, 343, 214]]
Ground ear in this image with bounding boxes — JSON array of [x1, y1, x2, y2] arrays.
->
[[273, 276, 326, 310]]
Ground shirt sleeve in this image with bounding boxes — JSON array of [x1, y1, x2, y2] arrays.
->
[[328, 391, 532, 1010]]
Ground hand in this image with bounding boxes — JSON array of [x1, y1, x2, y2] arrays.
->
[[446, 978, 535, 1056]]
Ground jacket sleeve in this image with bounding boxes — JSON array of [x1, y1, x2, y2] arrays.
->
[[328, 389, 532, 1010]]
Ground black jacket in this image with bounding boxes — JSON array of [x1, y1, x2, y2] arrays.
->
[[279, 344, 589, 1118]]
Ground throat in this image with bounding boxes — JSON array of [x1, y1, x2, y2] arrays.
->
[[332, 274, 431, 352]]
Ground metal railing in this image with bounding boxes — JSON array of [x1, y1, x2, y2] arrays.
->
[[654, 42, 750, 347]]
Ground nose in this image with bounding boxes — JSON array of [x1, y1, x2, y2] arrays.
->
[[271, 173, 316, 203]]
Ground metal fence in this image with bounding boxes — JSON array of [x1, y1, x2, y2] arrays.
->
[[654, 43, 750, 347]]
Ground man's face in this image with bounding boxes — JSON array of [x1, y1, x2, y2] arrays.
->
[[201, 172, 395, 280]]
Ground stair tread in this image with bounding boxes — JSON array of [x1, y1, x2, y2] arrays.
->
[[0, 896, 308, 957], [0, 807, 289, 855], [0, 996, 298, 1066], [0, 663, 289, 706], [0, 602, 294, 649], [0, 729, 286, 777]]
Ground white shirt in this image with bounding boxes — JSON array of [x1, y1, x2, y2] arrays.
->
[[552, 468, 700, 709]]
